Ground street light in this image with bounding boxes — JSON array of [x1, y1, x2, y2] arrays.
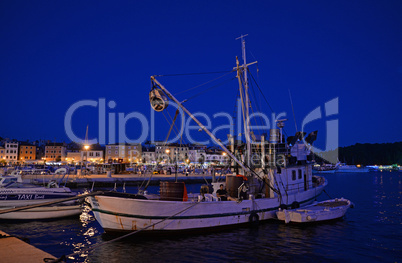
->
[[84, 144, 90, 174], [165, 148, 170, 164], [222, 152, 227, 165]]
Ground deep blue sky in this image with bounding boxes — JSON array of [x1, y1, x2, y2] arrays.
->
[[0, 1, 401, 149]]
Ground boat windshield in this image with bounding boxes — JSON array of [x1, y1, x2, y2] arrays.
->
[[0, 177, 18, 187]]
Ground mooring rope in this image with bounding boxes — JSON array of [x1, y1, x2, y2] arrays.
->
[[46, 200, 200, 263], [323, 189, 333, 199], [0, 191, 106, 215]]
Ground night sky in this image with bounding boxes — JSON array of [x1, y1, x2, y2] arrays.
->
[[1, 1, 401, 149]]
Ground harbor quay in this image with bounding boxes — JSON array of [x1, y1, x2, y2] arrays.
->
[[0, 230, 55, 263], [21, 172, 221, 189], [0, 172, 221, 262]]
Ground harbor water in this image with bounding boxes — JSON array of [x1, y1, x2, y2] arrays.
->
[[1, 171, 400, 262]]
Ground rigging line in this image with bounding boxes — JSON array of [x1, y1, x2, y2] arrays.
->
[[231, 88, 240, 137], [288, 89, 298, 132], [166, 109, 184, 145], [173, 70, 236, 96], [247, 68, 274, 113], [248, 80, 265, 139], [164, 109, 180, 145], [55, 201, 201, 263], [142, 110, 182, 191], [239, 70, 263, 157], [185, 76, 237, 102], [162, 111, 181, 141], [248, 69, 288, 137], [155, 70, 233, 77], [139, 111, 179, 191]]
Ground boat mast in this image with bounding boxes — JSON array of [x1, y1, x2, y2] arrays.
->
[[236, 35, 251, 170]]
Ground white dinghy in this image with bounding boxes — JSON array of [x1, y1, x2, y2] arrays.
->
[[276, 198, 353, 223]]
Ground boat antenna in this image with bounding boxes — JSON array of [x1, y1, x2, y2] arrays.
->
[[288, 89, 298, 132]]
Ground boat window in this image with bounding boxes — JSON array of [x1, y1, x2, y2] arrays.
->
[[292, 170, 296, 180], [298, 169, 302, 179]]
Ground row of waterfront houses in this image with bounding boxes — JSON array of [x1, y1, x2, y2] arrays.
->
[[0, 138, 229, 165]]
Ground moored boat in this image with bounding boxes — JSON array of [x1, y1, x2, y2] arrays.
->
[[335, 163, 369, 173], [89, 37, 329, 234], [0, 178, 78, 207], [276, 198, 353, 223], [313, 164, 336, 174], [0, 204, 82, 220]]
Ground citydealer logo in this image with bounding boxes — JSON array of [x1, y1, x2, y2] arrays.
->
[[301, 97, 339, 164], [64, 97, 339, 163]]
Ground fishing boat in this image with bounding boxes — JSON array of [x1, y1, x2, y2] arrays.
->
[[88, 37, 328, 234], [276, 198, 353, 223], [0, 204, 82, 220]]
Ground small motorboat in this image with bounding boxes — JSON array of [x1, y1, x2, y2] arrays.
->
[[0, 179, 78, 207], [276, 198, 353, 223]]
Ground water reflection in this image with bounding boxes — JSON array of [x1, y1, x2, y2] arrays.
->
[[0, 173, 401, 262]]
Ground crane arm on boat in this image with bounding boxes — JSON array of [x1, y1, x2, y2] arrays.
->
[[150, 76, 250, 174], [150, 76, 283, 199]]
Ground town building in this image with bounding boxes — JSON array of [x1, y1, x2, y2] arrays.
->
[[44, 143, 67, 162], [19, 143, 36, 162], [142, 146, 156, 164], [66, 151, 81, 164], [81, 143, 105, 164], [205, 146, 230, 164], [105, 143, 142, 163], [0, 146, 5, 163], [188, 144, 207, 163], [154, 142, 189, 164], [31, 140, 48, 160], [4, 141, 19, 164]]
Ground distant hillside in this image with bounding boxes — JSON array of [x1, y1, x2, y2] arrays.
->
[[338, 142, 402, 165]]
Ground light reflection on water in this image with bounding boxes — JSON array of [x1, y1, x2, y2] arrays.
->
[[0, 171, 400, 263]]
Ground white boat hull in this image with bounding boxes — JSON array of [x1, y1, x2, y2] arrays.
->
[[0, 183, 77, 207], [276, 198, 352, 223], [0, 205, 82, 220], [89, 182, 326, 233]]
